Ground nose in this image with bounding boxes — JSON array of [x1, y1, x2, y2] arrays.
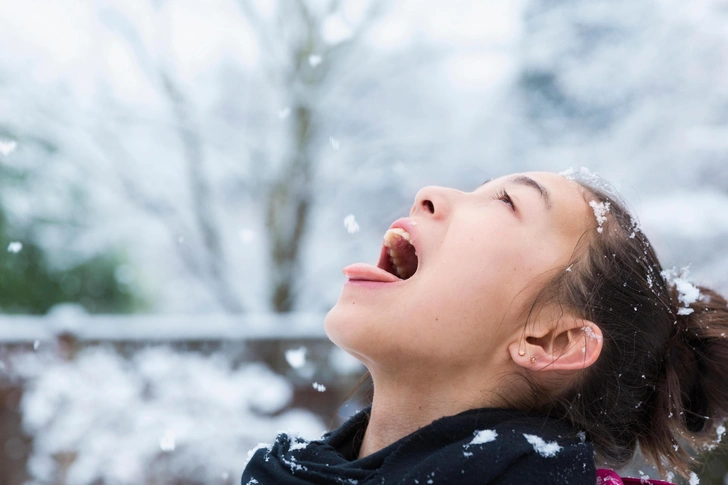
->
[[411, 186, 457, 220]]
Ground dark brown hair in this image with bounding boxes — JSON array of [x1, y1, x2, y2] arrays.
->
[[529, 176, 728, 478], [337, 175, 728, 478]]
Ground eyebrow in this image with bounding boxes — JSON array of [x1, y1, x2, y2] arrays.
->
[[480, 175, 552, 210]]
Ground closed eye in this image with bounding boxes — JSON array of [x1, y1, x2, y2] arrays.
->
[[492, 189, 516, 211]]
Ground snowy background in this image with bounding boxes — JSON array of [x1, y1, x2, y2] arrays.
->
[[1, 0, 728, 483]]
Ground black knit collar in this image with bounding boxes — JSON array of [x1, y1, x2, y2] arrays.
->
[[242, 405, 596, 485]]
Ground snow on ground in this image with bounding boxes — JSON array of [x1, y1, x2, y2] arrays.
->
[[12, 346, 325, 485]]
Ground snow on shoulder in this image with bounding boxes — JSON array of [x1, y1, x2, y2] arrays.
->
[[523, 434, 563, 458], [463, 429, 498, 458], [689, 471, 700, 485], [466, 429, 498, 447]]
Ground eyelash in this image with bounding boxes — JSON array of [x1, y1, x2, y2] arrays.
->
[[492, 189, 516, 211]]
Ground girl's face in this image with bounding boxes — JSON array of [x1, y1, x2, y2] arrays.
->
[[325, 172, 593, 375]]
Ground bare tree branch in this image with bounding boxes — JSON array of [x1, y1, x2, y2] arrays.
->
[[160, 72, 244, 313]]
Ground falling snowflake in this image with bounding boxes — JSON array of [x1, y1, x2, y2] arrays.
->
[[160, 430, 176, 452], [285, 347, 307, 369], [278, 107, 291, 119], [7, 241, 22, 253], [0, 139, 17, 156], [239, 229, 255, 243], [343, 214, 360, 234], [308, 55, 322, 67], [312, 382, 326, 392], [329, 137, 340, 150]]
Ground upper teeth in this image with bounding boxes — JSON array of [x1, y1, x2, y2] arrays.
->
[[383, 228, 415, 279], [384, 227, 411, 247]]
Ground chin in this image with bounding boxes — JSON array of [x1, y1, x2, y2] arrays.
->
[[324, 302, 379, 366], [324, 301, 357, 348]]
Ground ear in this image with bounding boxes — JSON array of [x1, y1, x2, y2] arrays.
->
[[507, 319, 603, 372]]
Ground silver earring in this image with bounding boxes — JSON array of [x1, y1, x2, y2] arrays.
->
[[530, 356, 537, 364]]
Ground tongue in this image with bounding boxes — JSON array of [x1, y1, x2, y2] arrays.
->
[[344, 263, 401, 283]]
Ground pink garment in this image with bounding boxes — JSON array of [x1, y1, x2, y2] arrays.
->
[[597, 468, 676, 485]]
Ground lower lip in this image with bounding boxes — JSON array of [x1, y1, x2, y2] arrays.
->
[[344, 279, 405, 289]]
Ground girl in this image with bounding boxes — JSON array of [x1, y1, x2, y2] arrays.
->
[[242, 170, 728, 484]]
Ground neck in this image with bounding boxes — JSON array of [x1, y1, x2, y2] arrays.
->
[[357, 367, 509, 458]]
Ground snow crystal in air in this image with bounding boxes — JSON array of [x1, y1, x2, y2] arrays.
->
[[466, 429, 498, 447], [0, 139, 17, 156], [246, 478, 259, 485], [717, 424, 726, 442], [689, 471, 700, 485], [312, 382, 326, 392], [278, 107, 291, 119], [523, 434, 562, 457], [33, 340, 40, 351], [7, 241, 22, 253], [666, 472, 675, 482], [159, 429, 176, 452], [661, 267, 700, 315], [239, 229, 255, 243], [285, 347, 307, 369], [330, 136, 340, 150], [308, 55, 322, 67], [344, 214, 360, 234], [589, 200, 611, 233]]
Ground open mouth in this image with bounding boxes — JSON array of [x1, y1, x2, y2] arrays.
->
[[377, 228, 419, 280]]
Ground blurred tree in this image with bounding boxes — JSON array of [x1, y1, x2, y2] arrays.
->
[[0, 126, 145, 314], [0, 207, 143, 314], [236, 0, 385, 311], [75, 0, 386, 313]]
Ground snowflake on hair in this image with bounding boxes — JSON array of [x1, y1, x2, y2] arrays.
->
[[661, 266, 701, 316]]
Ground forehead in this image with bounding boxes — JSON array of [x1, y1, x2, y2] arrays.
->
[[497, 171, 594, 238]]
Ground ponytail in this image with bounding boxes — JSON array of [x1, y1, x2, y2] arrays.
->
[[528, 178, 728, 480]]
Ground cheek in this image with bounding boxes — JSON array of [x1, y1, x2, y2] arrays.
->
[[418, 234, 546, 326]]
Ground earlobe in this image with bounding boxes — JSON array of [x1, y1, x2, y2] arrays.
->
[[508, 320, 603, 372]]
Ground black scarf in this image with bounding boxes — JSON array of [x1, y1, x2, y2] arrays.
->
[[241, 407, 596, 485]]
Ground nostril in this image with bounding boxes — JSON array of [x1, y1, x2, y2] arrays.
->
[[423, 200, 435, 214]]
